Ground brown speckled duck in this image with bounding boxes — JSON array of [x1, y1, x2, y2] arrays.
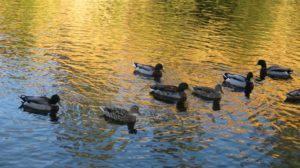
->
[[192, 84, 223, 101], [99, 105, 139, 134]]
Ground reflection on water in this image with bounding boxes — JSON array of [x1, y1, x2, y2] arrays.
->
[[0, 0, 300, 167]]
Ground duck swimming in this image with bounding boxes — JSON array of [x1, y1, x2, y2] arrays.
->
[[192, 84, 223, 101], [19, 94, 60, 115], [134, 63, 163, 81], [99, 105, 139, 134], [285, 89, 300, 103], [150, 82, 189, 103], [223, 72, 254, 98], [257, 60, 293, 80]]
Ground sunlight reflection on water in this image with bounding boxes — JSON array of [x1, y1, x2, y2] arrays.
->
[[0, 0, 299, 167]]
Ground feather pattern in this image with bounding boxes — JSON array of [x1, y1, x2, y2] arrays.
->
[[20, 95, 51, 105], [150, 85, 179, 93], [286, 89, 300, 102], [192, 85, 222, 101], [223, 73, 247, 88], [100, 106, 136, 123], [267, 66, 293, 78]]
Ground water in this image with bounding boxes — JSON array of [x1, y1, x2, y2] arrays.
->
[[0, 0, 299, 167]]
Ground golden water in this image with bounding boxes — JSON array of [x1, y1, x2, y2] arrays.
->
[[0, 0, 299, 167]]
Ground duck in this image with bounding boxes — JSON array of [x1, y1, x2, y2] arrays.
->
[[257, 60, 293, 80], [223, 72, 254, 98], [150, 82, 189, 103], [133, 63, 163, 81], [19, 94, 60, 114], [192, 84, 223, 101], [99, 105, 139, 134], [285, 89, 300, 103]]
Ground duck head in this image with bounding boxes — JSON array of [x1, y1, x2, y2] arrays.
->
[[257, 60, 267, 80], [50, 94, 60, 104], [257, 60, 267, 68], [215, 84, 224, 94], [154, 63, 163, 71], [246, 72, 254, 81], [130, 105, 140, 114], [178, 83, 189, 92], [127, 122, 137, 134]]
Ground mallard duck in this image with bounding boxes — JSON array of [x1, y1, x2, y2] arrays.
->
[[150, 82, 189, 103], [192, 84, 223, 101], [285, 89, 300, 103], [99, 105, 139, 134], [134, 63, 163, 81], [19, 94, 60, 115], [223, 72, 254, 98], [257, 60, 293, 80], [20, 94, 60, 105]]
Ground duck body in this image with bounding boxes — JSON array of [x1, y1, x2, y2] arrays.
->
[[150, 83, 188, 103], [223, 73, 248, 89], [285, 89, 300, 103], [192, 84, 223, 101], [99, 105, 139, 134], [266, 66, 293, 79], [20, 102, 59, 115], [223, 72, 254, 98], [257, 60, 293, 80], [19, 94, 60, 115], [133, 63, 163, 80]]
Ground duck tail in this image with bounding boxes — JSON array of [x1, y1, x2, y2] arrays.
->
[[288, 69, 293, 74], [20, 95, 27, 101], [190, 87, 195, 92], [99, 106, 106, 112], [18, 101, 25, 109], [133, 63, 138, 68], [223, 73, 229, 80], [149, 86, 156, 94], [150, 84, 158, 90]]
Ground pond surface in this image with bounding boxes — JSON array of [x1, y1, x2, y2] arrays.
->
[[0, 0, 299, 167]]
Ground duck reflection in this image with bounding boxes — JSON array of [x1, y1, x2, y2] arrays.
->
[[212, 100, 221, 111]]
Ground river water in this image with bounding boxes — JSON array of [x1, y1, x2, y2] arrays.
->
[[0, 0, 299, 167]]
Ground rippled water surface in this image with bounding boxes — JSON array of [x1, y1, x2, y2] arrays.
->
[[0, 0, 300, 167]]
